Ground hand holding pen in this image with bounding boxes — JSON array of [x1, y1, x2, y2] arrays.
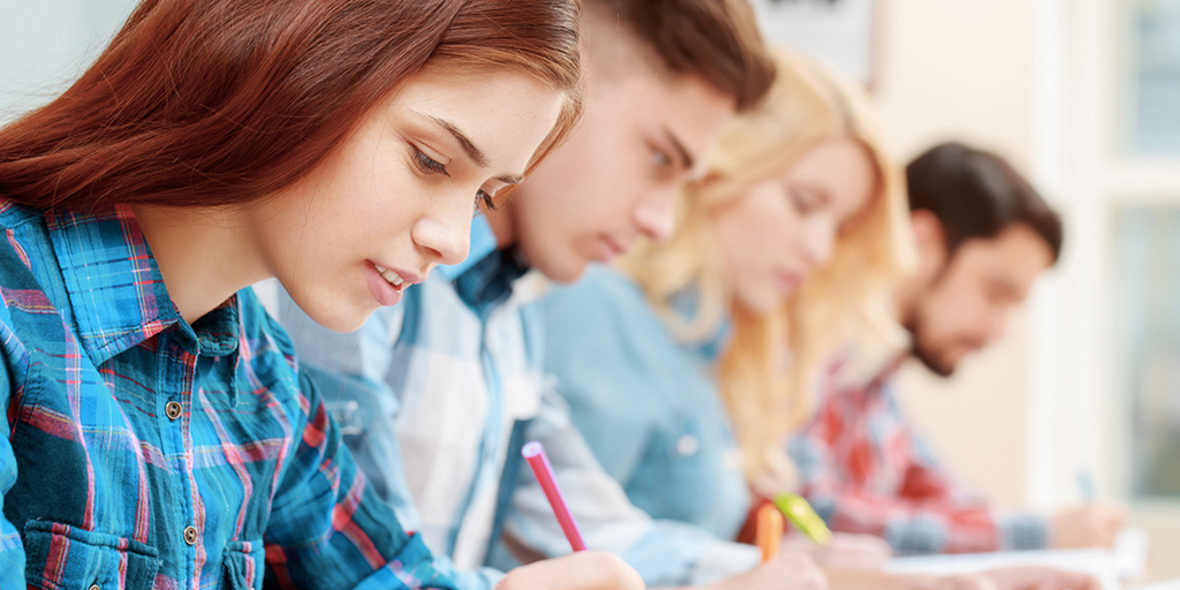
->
[[501, 441, 645, 590]]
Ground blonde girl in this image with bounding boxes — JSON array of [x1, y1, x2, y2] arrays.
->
[[537, 47, 913, 567]]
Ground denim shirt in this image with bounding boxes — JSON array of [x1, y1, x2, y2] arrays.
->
[[537, 266, 752, 543], [0, 201, 453, 590]]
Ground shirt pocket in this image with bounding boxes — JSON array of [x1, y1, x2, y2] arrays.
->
[[23, 520, 160, 590], [654, 420, 716, 520], [220, 539, 264, 590]]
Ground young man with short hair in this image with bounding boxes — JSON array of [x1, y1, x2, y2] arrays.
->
[[790, 142, 1124, 556]]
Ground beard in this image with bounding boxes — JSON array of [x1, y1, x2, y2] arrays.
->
[[904, 312, 958, 378], [911, 340, 956, 377]]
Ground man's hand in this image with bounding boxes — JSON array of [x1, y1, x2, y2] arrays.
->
[[983, 567, 1102, 590], [495, 552, 645, 590], [1051, 504, 1124, 549]]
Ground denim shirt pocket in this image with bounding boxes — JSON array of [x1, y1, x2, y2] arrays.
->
[[23, 520, 160, 590], [220, 539, 264, 590], [655, 419, 715, 520]]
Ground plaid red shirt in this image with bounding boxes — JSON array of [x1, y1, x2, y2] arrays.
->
[[0, 201, 456, 589], [788, 357, 1049, 555]]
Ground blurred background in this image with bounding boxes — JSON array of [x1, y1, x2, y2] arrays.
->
[[3, 0, 1178, 581]]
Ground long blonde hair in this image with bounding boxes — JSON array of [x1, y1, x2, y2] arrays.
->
[[619, 48, 915, 489]]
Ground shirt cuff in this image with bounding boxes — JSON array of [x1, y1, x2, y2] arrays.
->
[[996, 512, 1050, 551], [617, 524, 761, 587], [885, 514, 949, 555], [351, 533, 459, 590], [448, 567, 505, 590], [687, 539, 763, 586], [423, 548, 505, 590]]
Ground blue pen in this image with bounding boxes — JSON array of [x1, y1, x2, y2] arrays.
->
[[1076, 469, 1096, 502]]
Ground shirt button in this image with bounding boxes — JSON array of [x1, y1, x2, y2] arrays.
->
[[677, 434, 699, 457], [183, 526, 199, 545], [165, 401, 182, 421]]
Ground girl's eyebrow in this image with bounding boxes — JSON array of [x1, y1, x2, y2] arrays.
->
[[413, 109, 489, 167], [498, 173, 524, 185], [411, 110, 524, 185]]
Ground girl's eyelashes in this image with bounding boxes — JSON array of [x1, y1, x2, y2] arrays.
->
[[476, 189, 497, 213], [411, 145, 449, 177], [652, 148, 672, 169], [408, 142, 498, 214], [787, 186, 813, 214], [787, 186, 823, 215], [650, 146, 676, 181]]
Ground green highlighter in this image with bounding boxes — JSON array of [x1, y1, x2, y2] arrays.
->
[[773, 494, 832, 545]]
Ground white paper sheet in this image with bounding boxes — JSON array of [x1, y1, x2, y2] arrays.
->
[[884, 529, 1149, 590]]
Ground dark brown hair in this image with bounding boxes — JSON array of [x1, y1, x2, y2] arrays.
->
[[586, 0, 775, 111], [0, 0, 583, 210], [907, 142, 1064, 263]]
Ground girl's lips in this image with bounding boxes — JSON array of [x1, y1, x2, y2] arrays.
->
[[366, 262, 405, 307], [776, 271, 803, 294], [371, 260, 425, 286], [595, 236, 627, 263]]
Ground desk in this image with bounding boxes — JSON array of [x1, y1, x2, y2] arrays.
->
[[1131, 580, 1180, 590], [884, 529, 1149, 590]]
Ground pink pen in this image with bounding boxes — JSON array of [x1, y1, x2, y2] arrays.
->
[[522, 441, 587, 552]]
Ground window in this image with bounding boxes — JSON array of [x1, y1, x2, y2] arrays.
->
[[1130, 0, 1180, 153], [1113, 206, 1180, 497]]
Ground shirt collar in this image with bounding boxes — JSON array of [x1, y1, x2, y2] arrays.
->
[[44, 204, 240, 365], [824, 349, 908, 404], [433, 214, 531, 313], [668, 285, 732, 363], [452, 246, 531, 314]]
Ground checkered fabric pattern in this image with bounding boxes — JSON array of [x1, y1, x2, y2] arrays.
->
[[789, 358, 1049, 555], [0, 200, 455, 590]]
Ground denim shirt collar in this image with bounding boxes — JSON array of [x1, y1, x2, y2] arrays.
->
[[668, 286, 732, 364]]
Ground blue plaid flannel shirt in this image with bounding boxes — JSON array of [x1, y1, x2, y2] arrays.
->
[[0, 200, 456, 590]]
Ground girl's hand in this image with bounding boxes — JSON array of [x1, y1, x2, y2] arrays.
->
[[783, 532, 892, 570], [495, 551, 645, 590]]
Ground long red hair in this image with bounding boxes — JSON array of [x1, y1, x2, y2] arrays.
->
[[0, 0, 583, 210]]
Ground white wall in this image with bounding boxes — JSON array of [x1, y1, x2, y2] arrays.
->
[[0, 0, 139, 123]]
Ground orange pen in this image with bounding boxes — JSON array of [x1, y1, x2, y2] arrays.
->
[[755, 503, 783, 563]]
